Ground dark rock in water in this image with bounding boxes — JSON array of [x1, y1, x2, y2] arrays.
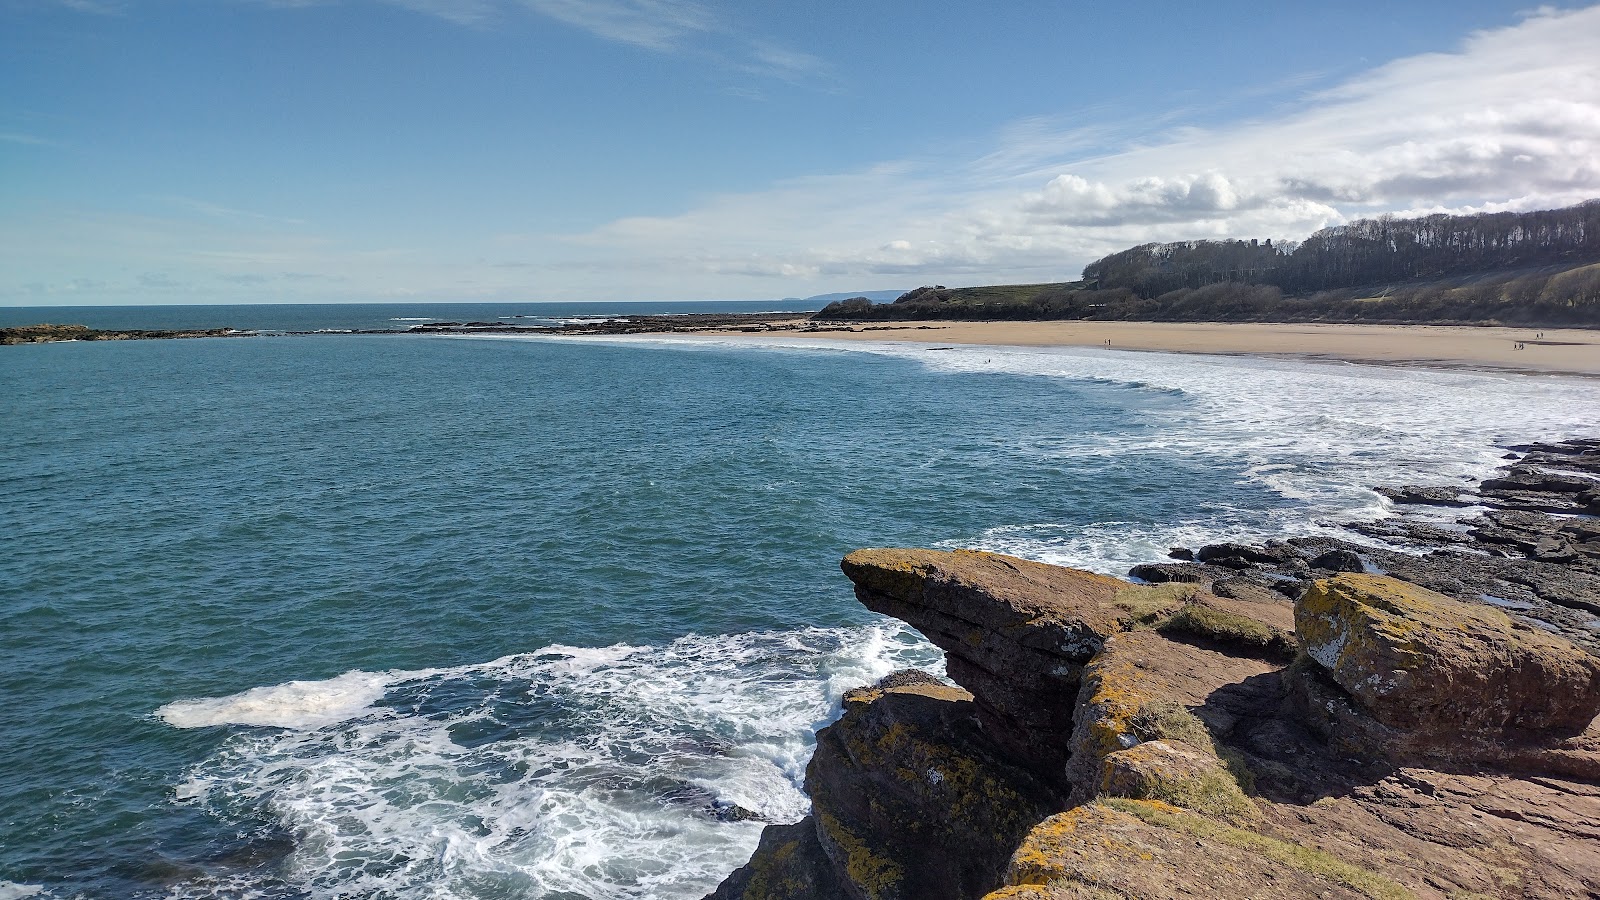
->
[[1482, 468, 1594, 494], [1309, 548, 1365, 573], [657, 781, 767, 823], [1522, 449, 1600, 475], [1167, 547, 1195, 561], [1480, 489, 1587, 513], [1196, 542, 1297, 568], [1128, 561, 1231, 585], [1344, 518, 1478, 546], [1, 323, 240, 345], [1374, 485, 1476, 506], [869, 668, 944, 691], [710, 800, 766, 823]]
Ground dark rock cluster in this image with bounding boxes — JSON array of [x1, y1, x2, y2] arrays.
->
[[1137, 438, 1600, 650]]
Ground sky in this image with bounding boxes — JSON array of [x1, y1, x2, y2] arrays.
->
[[3, 1, 1599, 306]]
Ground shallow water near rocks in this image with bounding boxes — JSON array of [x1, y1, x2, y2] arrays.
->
[[2, 310, 1596, 898]]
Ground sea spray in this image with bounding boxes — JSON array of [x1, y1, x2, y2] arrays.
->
[[159, 624, 941, 899]]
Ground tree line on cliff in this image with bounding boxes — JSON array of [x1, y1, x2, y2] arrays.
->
[[818, 200, 1600, 326]]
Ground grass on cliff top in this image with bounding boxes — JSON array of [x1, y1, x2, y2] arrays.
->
[[1110, 583, 1198, 626], [1127, 700, 1258, 822], [941, 282, 1085, 306], [1158, 603, 1296, 659], [1103, 799, 1416, 900]]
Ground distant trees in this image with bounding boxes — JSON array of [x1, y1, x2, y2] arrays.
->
[[817, 200, 1600, 328], [1082, 200, 1600, 296]]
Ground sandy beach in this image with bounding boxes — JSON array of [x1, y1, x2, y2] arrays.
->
[[682, 320, 1600, 377]]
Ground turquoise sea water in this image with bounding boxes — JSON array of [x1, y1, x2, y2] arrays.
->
[[3, 306, 1597, 898]]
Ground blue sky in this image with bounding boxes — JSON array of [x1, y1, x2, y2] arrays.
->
[[4, 1, 1599, 305]]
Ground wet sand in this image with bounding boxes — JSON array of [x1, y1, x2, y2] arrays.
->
[[681, 320, 1600, 376]]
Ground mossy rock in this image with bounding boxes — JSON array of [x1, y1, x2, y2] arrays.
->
[[1158, 599, 1297, 659], [994, 802, 1414, 900], [1296, 574, 1600, 733]]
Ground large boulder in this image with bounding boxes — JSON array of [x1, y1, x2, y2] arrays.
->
[[1295, 573, 1600, 736]]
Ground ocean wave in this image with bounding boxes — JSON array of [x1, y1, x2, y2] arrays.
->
[[598, 334, 1587, 538], [160, 623, 940, 899]]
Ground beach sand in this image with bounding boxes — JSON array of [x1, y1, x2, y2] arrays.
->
[[681, 320, 1600, 376]]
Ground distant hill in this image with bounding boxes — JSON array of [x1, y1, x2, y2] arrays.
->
[[819, 201, 1600, 328], [798, 289, 907, 306]]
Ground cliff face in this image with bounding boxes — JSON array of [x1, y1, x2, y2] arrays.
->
[[708, 549, 1600, 900]]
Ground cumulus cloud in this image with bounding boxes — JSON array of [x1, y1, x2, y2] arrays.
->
[[11, 4, 1600, 303], [542, 4, 1600, 292]]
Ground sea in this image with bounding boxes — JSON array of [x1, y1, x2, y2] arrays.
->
[[2, 301, 1597, 899]]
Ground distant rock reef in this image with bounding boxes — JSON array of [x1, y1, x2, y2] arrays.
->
[[708, 438, 1600, 899], [0, 323, 237, 345]]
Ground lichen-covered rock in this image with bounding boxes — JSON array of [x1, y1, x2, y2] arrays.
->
[[804, 682, 1059, 900], [1295, 574, 1600, 735], [988, 802, 1385, 900], [1064, 630, 1276, 805], [840, 548, 1130, 774], [714, 546, 1600, 900], [704, 820, 844, 900]]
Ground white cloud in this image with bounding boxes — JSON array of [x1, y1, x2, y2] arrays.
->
[[239, 0, 829, 82], [535, 4, 1600, 292], [518, 0, 713, 50], [9, 5, 1600, 304]]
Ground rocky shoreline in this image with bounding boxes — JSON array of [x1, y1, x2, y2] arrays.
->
[[0, 323, 240, 345], [0, 312, 865, 344], [708, 438, 1600, 899]]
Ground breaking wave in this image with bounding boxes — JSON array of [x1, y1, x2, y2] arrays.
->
[[160, 623, 941, 899]]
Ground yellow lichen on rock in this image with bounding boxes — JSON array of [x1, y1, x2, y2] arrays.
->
[[816, 810, 905, 900], [1296, 573, 1600, 734]]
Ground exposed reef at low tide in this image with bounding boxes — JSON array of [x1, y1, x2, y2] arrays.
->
[[0, 323, 240, 344]]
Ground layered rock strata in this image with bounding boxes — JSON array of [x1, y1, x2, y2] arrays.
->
[[708, 550, 1600, 900]]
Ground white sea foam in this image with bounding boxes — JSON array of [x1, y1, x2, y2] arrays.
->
[[158, 670, 397, 730], [162, 623, 939, 899], [557, 335, 1598, 571], [0, 883, 44, 899]]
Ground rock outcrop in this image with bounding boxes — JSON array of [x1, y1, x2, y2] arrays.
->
[[708, 549, 1600, 900], [0, 323, 238, 344]]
